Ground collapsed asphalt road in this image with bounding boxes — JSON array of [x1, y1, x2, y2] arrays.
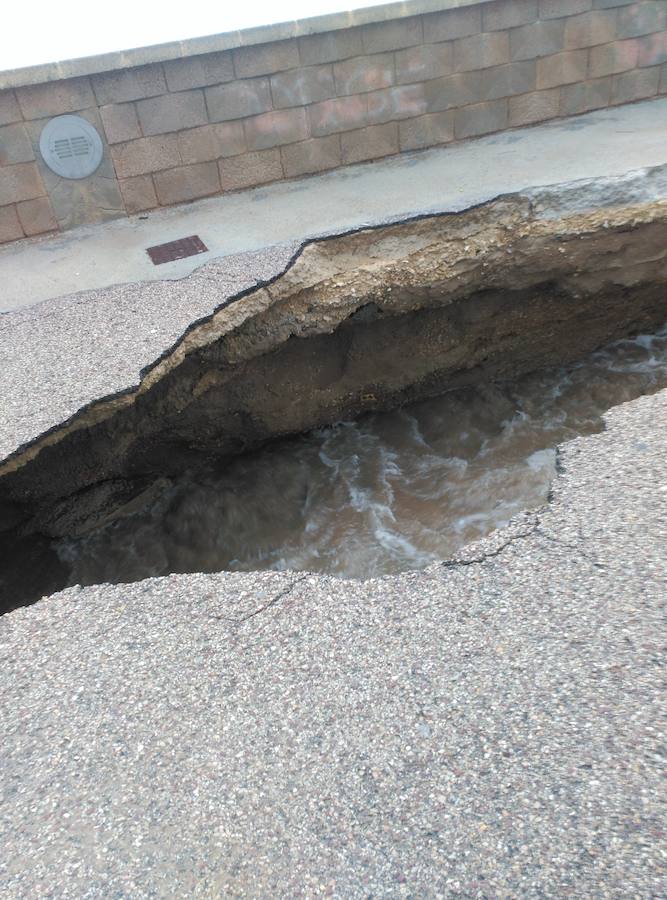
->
[[1, 382, 665, 896]]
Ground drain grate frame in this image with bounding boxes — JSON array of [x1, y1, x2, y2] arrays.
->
[[146, 235, 209, 266]]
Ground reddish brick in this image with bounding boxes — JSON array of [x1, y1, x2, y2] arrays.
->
[[178, 122, 246, 164], [281, 135, 341, 177], [564, 10, 619, 48], [110, 135, 181, 178], [617, 1, 667, 37], [16, 196, 58, 235], [0, 163, 45, 206], [478, 61, 537, 100], [482, 0, 539, 30], [271, 65, 335, 108], [244, 109, 308, 151], [509, 88, 560, 124], [119, 175, 158, 214], [0, 205, 24, 243], [589, 38, 639, 75], [232, 40, 299, 79], [99, 103, 141, 144], [361, 16, 423, 53], [0, 123, 34, 166], [340, 122, 399, 164], [638, 31, 667, 67], [0, 90, 22, 126], [395, 43, 455, 85], [455, 32, 510, 72], [560, 76, 612, 113], [367, 85, 427, 125], [16, 77, 95, 119], [153, 161, 220, 205], [422, 6, 482, 42], [537, 49, 589, 87], [219, 149, 283, 191], [205, 78, 272, 123], [309, 95, 369, 137], [298, 29, 364, 65], [399, 111, 455, 151], [163, 52, 234, 91], [334, 54, 395, 96], [454, 99, 508, 138], [91, 65, 166, 105], [611, 64, 660, 101]]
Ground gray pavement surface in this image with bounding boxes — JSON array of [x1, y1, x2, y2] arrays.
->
[[1, 98, 666, 312], [1, 385, 666, 897]]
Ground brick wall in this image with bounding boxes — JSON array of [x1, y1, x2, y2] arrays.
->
[[0, 0, 666, 243]]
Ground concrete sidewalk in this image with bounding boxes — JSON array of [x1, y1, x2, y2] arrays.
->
[[1, 97, 667, 312]]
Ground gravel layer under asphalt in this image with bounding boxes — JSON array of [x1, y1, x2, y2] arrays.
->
[[1, 386, 665, 897]]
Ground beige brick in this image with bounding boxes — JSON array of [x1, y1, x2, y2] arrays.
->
[[611, 64, 660, 101], [0, 123, 34, 166], [205, 78, 272, 123], [395, 43, 454, 85], [271, 66, 335, 109], [244, 108, 308, 151], [455, 32, 510, 72], [537, 49, 589, 87], [367, 85, 427, 125], [153, 161, 220, 205], [16, 196, 57, 235], [178, 122, 246, 164], [478, 61, 536, 100], [539, 0, 592, 17], [399, 110, 455, 151], [233, 40, 299, 79], [91, 65, 166, 105], [99, 103, 141, 144], [564, 10, 618, 49], [482, 0, 538, 30], [110, 135, 181, 178], [163, 51, 234, 91], [589, 38, 639, 74], [509, 88, 560, 124], [454, 99, 508, 138], [0, 90, 22, 126], [424, 72, 484, 112], [309, 95, 369, 137], [0, 163, 44, 205], [616, 1, 667, 38], [0, 205, 23, 242], [281, 135, 342, 177], [361, 16, 423, 53], [560, 76, 612, 113], [423, 6, 482, 42], [219, 149, 283, 191], [298, 29, 364, 65], [334, 54, 395, 96], [119, 175, 158, 213], [638, 31, 667, 67], [136, 90, 207, 137], [341, 122, 399, 164], [511, 20, 566, 60], [16, 77, 94, 119]]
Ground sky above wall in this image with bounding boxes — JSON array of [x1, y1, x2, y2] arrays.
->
[[1, 0, 393, 71]]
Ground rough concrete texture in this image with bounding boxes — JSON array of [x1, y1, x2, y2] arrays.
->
[[1, 383, 665, 896]]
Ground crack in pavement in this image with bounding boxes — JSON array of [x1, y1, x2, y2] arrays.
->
[[210, 574, 310, 626]]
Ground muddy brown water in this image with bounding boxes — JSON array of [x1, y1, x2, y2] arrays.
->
[[56, 325, 667, 587]]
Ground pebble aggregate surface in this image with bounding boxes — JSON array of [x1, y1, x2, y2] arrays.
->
[[1, 385, 666, 897]]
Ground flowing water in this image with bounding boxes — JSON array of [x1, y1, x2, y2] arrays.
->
[[59, 325, 667, 585]]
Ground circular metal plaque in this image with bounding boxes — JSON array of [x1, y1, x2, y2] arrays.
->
[[39, 115, 103, 180]]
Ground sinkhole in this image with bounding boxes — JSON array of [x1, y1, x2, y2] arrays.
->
[[1, 185, 666, 613]]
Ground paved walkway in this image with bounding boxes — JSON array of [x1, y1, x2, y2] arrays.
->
[[1, 97, 667, 311]]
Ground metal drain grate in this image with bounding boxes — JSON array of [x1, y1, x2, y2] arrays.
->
[[146, 235, 209, 265]]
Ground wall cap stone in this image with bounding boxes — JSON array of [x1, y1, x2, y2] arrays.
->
[[0, 0, 491, 90]]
